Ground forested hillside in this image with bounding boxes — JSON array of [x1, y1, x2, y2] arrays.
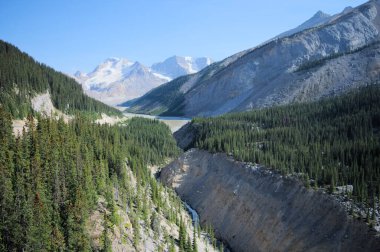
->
[[191, 85, 380, 212], [0, 109, 183, 251], [0, 40, 121, 118]]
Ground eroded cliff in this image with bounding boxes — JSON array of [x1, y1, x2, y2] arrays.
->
[[161, 149, 380, 252]]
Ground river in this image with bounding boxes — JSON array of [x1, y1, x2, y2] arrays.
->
[[123, 112, 190, 132], [184, 202, 200, 227]]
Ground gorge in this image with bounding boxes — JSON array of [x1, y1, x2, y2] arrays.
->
[[161, 149, 380, 252]]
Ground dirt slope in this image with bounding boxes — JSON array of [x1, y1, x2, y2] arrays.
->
[[161, 149, 380, 252]]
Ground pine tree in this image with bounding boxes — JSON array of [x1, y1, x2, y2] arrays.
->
[[132, 214, 140, 248], [66, 189, 91, 251], [28, 191, 51, 251], [169, 238, 175, 252], [0, 108, 15, 250], [186, 235, 192, 252], [0, 110, 181, 250], [193, 226, 198, 252], [101, 212, 112, 252], [191, 85, 380, 206], [179, 219, 186, 251]]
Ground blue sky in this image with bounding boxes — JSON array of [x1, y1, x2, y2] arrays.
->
[[0, 0, 367, 73]]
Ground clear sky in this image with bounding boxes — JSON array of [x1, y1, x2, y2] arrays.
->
[[0, 0, 368, 74]]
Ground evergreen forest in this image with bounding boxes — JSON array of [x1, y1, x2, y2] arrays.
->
[[192, 85, 380, 209], [0, 40, 121, 118], [0, 108, 181, 251]]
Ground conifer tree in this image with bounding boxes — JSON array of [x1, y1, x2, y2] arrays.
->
[[0, 107, 15, 250], [193, 226, 198, 252], [0, 110, 180, 250]]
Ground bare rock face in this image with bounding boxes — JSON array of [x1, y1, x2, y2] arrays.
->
[[161, 149, 380, 252], [183, 0, 380, 117], [129, 0, 380, 117], [31, 91, 72, 121], [173, 122, 198, 150]]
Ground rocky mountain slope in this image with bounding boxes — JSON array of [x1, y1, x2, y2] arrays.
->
[[161, 149, 380, 252], [127, 0, 380, 117], [74, 56, 212, 106]]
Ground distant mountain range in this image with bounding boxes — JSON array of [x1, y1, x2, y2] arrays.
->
[[126, 1, 380, 117], [74, 56, 213, 106], [74, 7, 352, 108]]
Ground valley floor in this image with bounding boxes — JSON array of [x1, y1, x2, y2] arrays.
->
[[122, 112, 190, 133]]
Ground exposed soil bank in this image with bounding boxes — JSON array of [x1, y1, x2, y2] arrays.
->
[[161, 149, 380, 252]]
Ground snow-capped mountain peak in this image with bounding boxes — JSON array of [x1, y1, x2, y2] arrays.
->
[[91, 58, 133, 76], [82, 58, 133, 89], [74, 55, 212, 106], [122, 61, 150, 77]]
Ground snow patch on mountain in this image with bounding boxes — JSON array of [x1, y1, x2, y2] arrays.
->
[[152, 72, 172, 82], [151, 56, 214, 79]]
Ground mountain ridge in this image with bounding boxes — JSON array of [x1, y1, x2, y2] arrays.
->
[[272, 10, 333, 40], [126, 0, 380, 117], [0, 40, 121, 118]]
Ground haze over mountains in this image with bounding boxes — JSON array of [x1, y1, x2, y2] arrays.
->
[[74, 56, 213, 106], [126, 1, 380, 117]]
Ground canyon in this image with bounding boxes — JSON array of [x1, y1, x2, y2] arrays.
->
[[161, 149, 380, 252]]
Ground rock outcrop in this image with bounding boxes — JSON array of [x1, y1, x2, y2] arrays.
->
[[31, 91, 73, 121], [128, 0, 380, 117], [161, 149, 380, 252], [173, 122, 198, 150]]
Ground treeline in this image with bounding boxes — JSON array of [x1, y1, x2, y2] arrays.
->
[[193, 85, 380, 208], [295, 41, 380, 72], [0, 108, 180, 251], [0, 40, 121, 118]]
